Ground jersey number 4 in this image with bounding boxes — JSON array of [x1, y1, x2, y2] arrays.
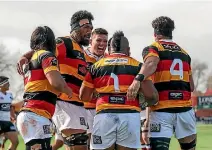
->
[[170, 59, 184, 79]]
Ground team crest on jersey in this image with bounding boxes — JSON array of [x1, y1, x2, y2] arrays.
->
[[78, 64, 87, 76]]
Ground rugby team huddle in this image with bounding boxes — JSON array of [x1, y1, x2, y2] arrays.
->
[[0, 10, 197, 150]]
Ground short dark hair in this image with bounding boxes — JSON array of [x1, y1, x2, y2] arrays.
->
[[111, 31, 124, 51], [92, 28, 108, 36], [0, 76, 9, 84], [71, 10, 94, 27], [152, 16, 175, 38], [30, 26, 56, 54]]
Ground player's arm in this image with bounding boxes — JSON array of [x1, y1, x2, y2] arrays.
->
[[139, 78, 159, 106], [137, 46, 160, 80], [79, 70, 95, 102], [11, 100, 24, 111], [17, 50, 34, 75], [41, 52, 72, 97]]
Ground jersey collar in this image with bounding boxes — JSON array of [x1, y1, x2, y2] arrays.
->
[[84, 48, 104, 61]]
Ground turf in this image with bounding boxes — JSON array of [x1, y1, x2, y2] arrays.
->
[[4, 124, 212, 150]]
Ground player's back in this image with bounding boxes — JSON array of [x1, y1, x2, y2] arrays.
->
[[144, 39, 192, 111], [23, 50, 59, 119], [90, 53, 142, 113]]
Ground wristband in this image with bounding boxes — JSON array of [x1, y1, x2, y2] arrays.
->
[[142, 130, 149, 133], [135, 74, 145, 82]]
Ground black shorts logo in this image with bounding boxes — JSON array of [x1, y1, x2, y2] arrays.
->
[[43, 125, 51, 134], [93, 135, 102, 144], [150, 123, 161, 132], [80, 117, 86, 126]]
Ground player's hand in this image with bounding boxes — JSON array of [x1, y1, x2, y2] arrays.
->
[[66, 87, 73, 99], [93, 90, 100, 99], [17, 57, 29, 76], [127, 80, 141, 100], [142, 120, 150, 144]]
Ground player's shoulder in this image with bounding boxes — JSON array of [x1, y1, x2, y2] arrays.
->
[[39, 50, 55, 59], [55, 36, 70, 45], [143, 43, 159, 53], [126, 56, 141, 67]]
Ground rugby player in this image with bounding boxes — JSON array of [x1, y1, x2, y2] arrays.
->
[[16, 10, 94, 150], [16, 26, 72, 150], [84, 28, 108, 147], [127, 16, 196, 150], [80, 31, 158, 150], [0, 76, 19, 150]]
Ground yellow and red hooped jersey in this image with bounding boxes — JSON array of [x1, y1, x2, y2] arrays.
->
[[142, 40, 192, 111], [22, 50, 60, 119], [83, 53, 143, 113]]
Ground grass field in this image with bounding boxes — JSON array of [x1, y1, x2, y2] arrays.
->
[[4, 124, 212, 150]]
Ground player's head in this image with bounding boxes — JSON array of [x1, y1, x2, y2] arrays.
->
[[90, 28, 108, 56], [30, 26, 56, 54], [152, 16, 175, 40], [0, 76, 10, 91], [70, 10, 94, 46], [107, 37, 112, 54], [110, 31, 130, 56]]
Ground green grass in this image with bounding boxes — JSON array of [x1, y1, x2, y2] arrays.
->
[[4, 124, 212, 150]]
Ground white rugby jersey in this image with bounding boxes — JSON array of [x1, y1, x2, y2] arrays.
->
[[0, 91, 13, 121]]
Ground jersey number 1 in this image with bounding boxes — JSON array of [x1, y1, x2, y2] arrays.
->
[[110, 73, 120, 92], [170, 59, 183, 79]]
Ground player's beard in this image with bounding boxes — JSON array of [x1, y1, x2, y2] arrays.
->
[[79, 38, 90, 46]]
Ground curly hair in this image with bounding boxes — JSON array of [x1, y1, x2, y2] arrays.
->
[[111, 31, 125, 51], [92, 28, 108, 36], [70, 10, 94, 27], [30, 26, 56, 54], [152, 16, 175, 38]]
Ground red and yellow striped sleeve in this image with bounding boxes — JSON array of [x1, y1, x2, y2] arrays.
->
[[42, 56, 59, 74], [142, 46, 159, 62]]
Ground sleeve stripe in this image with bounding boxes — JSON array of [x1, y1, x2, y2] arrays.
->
[[44, 66, 59, 74]]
